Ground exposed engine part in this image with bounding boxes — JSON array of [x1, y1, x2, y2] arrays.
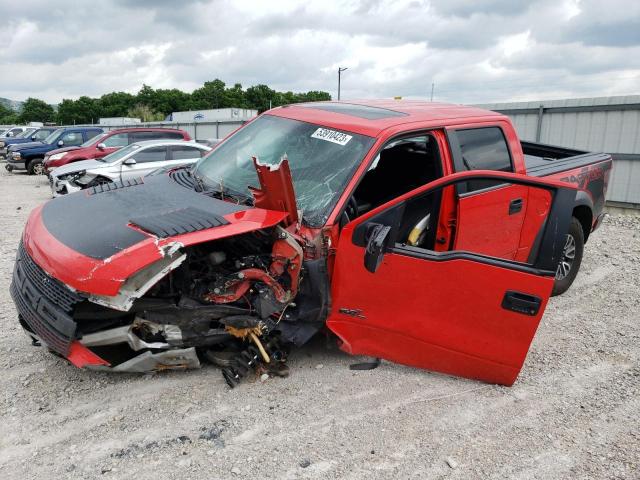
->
[[67, 226, 326, 383], [208, 251, 227, 265], [204, 267, 289, 304], [221, 336, 287, 388], [203, 226, 303, 307]]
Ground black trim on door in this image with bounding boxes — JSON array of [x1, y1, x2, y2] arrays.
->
[[351, 174, 576, 276]]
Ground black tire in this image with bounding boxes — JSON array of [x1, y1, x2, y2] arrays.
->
[[552, 217, 584, 296], [89, 176, 113, 187], [27, 158, 45, 175]]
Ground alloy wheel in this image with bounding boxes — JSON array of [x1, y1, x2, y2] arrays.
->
[[555, 233, 576, 280]]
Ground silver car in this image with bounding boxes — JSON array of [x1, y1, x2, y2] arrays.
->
[[49, 140, 211, 196]]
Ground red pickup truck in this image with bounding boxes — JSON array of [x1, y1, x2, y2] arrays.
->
[[43, 127, 191, 173], [11, 101, 611, 387]]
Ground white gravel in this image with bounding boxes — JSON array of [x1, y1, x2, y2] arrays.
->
[[0, 170, 638, 479]]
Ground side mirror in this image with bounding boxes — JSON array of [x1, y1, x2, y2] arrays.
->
[[57, 140, 64, 147], [364, 223, 391, 273], [97, 143, 106, 150], [31, 135, 37, 141], [6, 132, 13, 137], [123, 158, 137, 166]]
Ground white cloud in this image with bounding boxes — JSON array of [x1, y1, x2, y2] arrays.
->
[[0, 0, 638, 104]]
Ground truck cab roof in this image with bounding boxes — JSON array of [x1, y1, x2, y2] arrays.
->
[[269, 100, 505, 137]]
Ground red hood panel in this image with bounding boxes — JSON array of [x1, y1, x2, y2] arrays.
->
[[24, 205, 287, 296]]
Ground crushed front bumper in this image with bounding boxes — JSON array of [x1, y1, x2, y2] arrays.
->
[[49, 176, 81, 197], [10, 241, 83, 356], [11, 241, 202, 372]]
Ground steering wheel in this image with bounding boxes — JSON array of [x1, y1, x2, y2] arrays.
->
[[345, 195, 359, 222]]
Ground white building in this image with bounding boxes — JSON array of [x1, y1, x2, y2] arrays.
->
[[168, 108, 258, 123], [99, 117, 141, 125]]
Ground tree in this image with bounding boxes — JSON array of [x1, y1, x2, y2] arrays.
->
[[0, 102, 18, 124], [98, 91, 136, 117], [298, 91, 331, 102], [56, 96, 99, 124], [0, 102, 12, 118], [19, 97, 55, 123], [245, 84, 278, 112], [152, 88, 192, 116], [223, 83, 248, 109], [127, 103, 164, 122], [191, 79, 227, 109]]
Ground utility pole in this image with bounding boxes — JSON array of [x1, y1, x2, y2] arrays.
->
[[430, 82, 435, 102], [338, 67, 348, 101]]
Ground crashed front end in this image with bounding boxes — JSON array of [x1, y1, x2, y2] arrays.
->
[[11, 163, 328, 387]]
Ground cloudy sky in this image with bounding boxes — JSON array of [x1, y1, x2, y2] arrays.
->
[[1, 0, 639, 104]]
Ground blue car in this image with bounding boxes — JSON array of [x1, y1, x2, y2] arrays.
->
[[0, 127, 58, 159], [6, 126, 103, 174]]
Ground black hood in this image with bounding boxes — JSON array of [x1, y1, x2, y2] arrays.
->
[[41, 174, 248, 259]]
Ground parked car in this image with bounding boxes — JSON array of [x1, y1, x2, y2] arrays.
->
[[0, 127, 58, 159], [5, 127, 103, 174], [11, 100, 611, 387], [196, 138, 221, 148], [49, 140, 211, 196], [1, 126, 29, 138], [43, 127, 192, 173]]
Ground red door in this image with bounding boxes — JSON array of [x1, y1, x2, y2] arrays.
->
[[327, 171, 576, 386]]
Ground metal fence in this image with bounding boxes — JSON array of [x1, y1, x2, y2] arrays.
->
[[475, 96, 640, 208]]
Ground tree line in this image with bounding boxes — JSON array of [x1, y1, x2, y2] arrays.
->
[[0, 79, 331, 125]]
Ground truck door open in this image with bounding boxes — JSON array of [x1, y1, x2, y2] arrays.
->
[[327, 170, 576, 386]]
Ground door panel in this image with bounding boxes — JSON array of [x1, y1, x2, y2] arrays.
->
[[329, 243, 553, 385], [327, 171, 576, 386], [454, 184, 529, 260]]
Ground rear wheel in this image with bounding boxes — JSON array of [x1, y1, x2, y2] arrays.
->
[[27, 158, 45, 175], [551, 217, 584, 296]]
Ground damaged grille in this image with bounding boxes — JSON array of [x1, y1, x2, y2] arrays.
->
[[88, 178, 144, 195], [130, 206, 229, 238], [10, 242, 83, 355]]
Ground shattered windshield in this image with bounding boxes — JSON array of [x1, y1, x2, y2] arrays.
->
[[193, 115, 375, 226]]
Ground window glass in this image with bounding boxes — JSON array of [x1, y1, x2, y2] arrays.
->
[[454, 127, 512, 193], [61, 131, 84, 146], [103, 133, 129, 147], [43, 129, 64, 144], [9, 128, 23, 136], [455, 127, 512, 172], [85, 130, 103, 143], [16, 128, 37, 138], [33, 129, 53, 141], [171, 145, 202, 160], [163, 131, 184, 139], [101, 144, 140, 163], [352, 134, 442, 217], [132, 146, 167, 163]]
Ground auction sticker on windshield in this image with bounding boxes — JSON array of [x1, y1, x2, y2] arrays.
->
[[311, 128, 352, 146]]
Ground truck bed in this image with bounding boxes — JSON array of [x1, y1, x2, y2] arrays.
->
[[522, 141, 610, 177]]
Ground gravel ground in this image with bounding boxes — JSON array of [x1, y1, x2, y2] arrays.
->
[[0, 170, 638, 480]]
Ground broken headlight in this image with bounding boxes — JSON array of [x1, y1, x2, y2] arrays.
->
[[58, 170, 90, 184]]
